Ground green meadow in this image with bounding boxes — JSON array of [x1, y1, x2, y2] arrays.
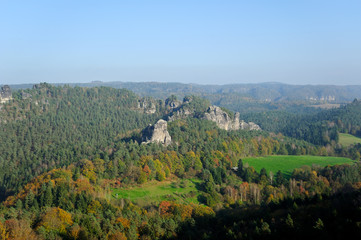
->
[[339, 133, 361, 147], [112, 156, 354, 204], [243, 155, 354, 178], [111, 179, 202, 205]]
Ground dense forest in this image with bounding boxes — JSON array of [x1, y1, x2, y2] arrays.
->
[[243, 99, 361, 146], [0, 84, 361, 239]]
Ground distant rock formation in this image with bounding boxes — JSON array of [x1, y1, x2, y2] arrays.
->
[[165, 97, 181, 109], [204, 105, 261, 131], [240, 120, 262, 131], [142, 119, 172, 146], [21, 91, 32, 100], [137, 98, 157, 114], [204, 106, 240, 130], [0, 85, 12, 103], [168, 108, 193, 122]]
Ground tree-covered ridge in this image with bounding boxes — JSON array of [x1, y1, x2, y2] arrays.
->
[[1, 84, 361, 239], [0, 84, 261, 200], [0, 84, 163, 199], [242, 100, 361, 146]]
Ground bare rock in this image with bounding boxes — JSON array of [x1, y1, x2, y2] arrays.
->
[[168, 108, 193, 122], [240, 120, 262, 131], [21, 91, 32, 100], [142, 119, 172, 146], [204, 105, 261, 131], [0, 85, 12, 103], [204, 105, 240, 130], [137, 98, 157, 114], [165, 97, 181, 109]]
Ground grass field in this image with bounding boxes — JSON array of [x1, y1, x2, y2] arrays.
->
[[339, 133, 361, 147], [111, 156, 354, 203], [243, 155, 354, 178], [111, 179, 202, 205]]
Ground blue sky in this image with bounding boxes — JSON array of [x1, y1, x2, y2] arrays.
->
[[1, 0, 360, 85]]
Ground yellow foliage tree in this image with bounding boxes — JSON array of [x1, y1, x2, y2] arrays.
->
[[87, 200, 102, 214], [0, 221, 8, 240], [38, 207, 73, 234]]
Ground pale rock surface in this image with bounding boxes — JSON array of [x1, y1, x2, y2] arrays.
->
[[0, 85, 12, 104], [204, 106, 240, 130], [142, 119, 172, 146], [204, 105, 261, 131]]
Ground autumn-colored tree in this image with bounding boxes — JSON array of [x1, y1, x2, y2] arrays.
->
[[68, 224, 81, 240], [192, 205, 215, 218], [5, 219, 38, 240], [159, 201, 173, 216], [93, 158, 105, 174], [173, 203, 193, 220], [138, 171, 147, 184], [80, 159, 97, 183], [75, 177, 95, 193], [38, 207, 73, 234], [87, 200, 102, 214], [108, 232, 127, 240], [156, 170, 166, 181], [0, 221, 8, 240], [143, 164, 151, 177], [116, 217, 131, 229]]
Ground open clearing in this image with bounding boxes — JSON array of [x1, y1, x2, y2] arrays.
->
[[111, 156, 354, 203], [339, 133, 361, 147], [111, 179, 202, 205], [243, 155, 354, 178]]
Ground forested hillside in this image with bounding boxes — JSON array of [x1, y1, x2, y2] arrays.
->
[[243, 99, 361, 146], [0, 84, 162, 199], [0, 84, 361, 239], [10, 81, 361, 114]]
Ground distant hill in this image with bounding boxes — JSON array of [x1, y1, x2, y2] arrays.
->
[[8, 81, 361, 103]]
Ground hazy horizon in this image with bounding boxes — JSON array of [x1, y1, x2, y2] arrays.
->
[[1, 1, 361, 85]]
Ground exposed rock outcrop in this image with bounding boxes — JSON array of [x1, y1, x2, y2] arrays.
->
[[204, 105, 261, 131], [168, 108, 193, 122], [165, 97, 181, 109], [204, 106, 240, 130], [0, 85, 12, 103], [137, 98, 157, 114], [142, 119, 172, 146], [240, 120, 262, 131], [21, 91, 32, 100]]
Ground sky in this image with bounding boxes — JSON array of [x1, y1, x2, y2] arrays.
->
[[1, 0, 361, 85]]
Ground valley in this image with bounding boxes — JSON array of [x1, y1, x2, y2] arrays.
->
[[0, 83, 360, 239]]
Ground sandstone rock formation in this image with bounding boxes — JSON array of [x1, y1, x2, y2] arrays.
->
[[240, 120, 262, 131], [167, 108, 193, 122], [165, 97, 181, 109], [142, 119, 172, 146], [204, 106, 240, 130], [137, 98, 156, 114], [21, 91, 32, 100], [204, 105, 261, 131], [0, 85, 12, 103]]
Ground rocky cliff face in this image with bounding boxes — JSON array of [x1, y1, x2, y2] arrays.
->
[[137, 98, 157, 114], [167, 108, 193, 122], [165, 98, 181, 109], [142, 119, 172, 146], [0, 85, 12, 103], [204, 106, 240, 130], [240, 120, 262, 130], [204, 105, 261, 131]]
